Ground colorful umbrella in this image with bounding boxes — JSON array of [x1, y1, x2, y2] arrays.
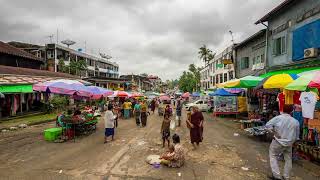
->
[[285, 71, 320, 91], [225, 88, 244, 94], [159, 95, 170, 101], [192, 92, 200, 97], [33, 80, 89, 96], [131, 92, 144, 98], [182, 92, 190, 98], [257, 74, 299, 89], [224, 76, 263, 88], [112, 91, 130, 97], [86, 86, 113, 99]]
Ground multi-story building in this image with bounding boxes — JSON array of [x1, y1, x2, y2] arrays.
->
[[0, 41, 44, 69], [255, 0, 320, 72], [45, 43, 119, 78], [235, 29, 267, 78], [201, 45, 236, 90], [147, 75, 162, 92], [120, 74, 153, 92]]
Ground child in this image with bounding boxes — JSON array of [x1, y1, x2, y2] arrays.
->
[[160, 144, 175, 160], [161, 114, 171, 147]]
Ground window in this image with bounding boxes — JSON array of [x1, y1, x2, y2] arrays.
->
[[219, 74, 223, 84], [241, 57, 249, 69], [229, 71, 234, 80], [273, 36, 286, 56], [224, 73, 227, 82], [261, 54, 265, 63], [216, 75, 219, 84], [252, 57, 256, 65]]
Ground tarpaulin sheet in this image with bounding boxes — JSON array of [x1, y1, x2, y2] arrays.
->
[[292, 19, 320, 61], [237, 97, 247, 113]]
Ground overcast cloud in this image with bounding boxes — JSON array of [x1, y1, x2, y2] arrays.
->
[[0, 0, 283, 80]]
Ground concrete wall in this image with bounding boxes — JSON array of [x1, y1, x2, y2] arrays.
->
[[267, 0, 320, 68], [235, 33, 266, 78]]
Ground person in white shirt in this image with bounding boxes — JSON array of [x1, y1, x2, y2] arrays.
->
[[266, 105, 300, 180], [104, 104, 115, 143]]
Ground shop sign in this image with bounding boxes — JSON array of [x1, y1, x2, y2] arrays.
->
[[222, 59, 233, 64]]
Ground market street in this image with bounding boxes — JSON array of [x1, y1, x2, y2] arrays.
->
[[0, 110, 319, 180]]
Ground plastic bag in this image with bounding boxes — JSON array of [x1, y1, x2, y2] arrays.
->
[[170, 119, 176, 130]]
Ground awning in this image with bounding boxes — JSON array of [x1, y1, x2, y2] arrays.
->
[[0, 84, 33, 93], [260, 67, 320, 78]]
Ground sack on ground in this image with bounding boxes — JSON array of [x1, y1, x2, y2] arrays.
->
[[170, 119, 176, 130], [146, 155, 161, 165]]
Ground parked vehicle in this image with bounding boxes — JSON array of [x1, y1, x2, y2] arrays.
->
[[184, 99, 209, 112]]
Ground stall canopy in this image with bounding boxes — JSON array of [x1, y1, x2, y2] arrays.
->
[[285, 70, 320, 91], [0, 84, 33, 93], [192, 92, 200, 97], [260, 67, 320, 78], [256, 74, 299, 89], [209, 89, 237, 96], [223, 76, 263, 88]]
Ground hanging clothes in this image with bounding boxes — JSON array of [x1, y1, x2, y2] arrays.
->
[[300, 92, 317, 119], [283, 89, 294, 105], [277, 92, 285, 113], [293, 91, 301, 105]]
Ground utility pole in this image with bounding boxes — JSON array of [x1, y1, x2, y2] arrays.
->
[[229, 30, 234, 45]]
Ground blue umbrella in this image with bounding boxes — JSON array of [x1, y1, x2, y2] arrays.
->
[[208, 89, 237, 96], [192, 92, 200, 97]]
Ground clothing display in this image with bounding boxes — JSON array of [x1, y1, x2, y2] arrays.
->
[[300, 92, 317, 119], [284, 89, 294, 105], [277, 93, 285, 113]]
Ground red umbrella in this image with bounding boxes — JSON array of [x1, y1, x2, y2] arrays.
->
[[112, 91, 130, 97], [182, 92, 190, 98], [159, 95, 170, 101], [131, 92, 144, 98]]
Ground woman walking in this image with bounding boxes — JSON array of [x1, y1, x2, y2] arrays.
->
[[133, 101, 141, 127], [123, 100, 132, 119], [186, 106, 204, 149], [176, 100, 182, 127], [140, 100, 148, 127], [104, 104, 116, 143]]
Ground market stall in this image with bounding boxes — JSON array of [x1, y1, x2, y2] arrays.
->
[[209, 89, 238, 117]]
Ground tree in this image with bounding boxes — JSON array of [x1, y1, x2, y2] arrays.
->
[[188, 64, 201, 91], [58, 59, 69, 73], [198, 45, 212, 65], [69, 60, 88, 77]]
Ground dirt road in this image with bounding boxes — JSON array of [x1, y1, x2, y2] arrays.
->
[[1, 110, 320, 180]]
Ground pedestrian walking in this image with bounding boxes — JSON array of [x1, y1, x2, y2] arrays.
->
[[123, 100, 132, 119], [176, 100, 182, 127], [140, 100, 148, 127], [104, 104, 116, 143], [161, 114, 171, 147], [186, 106, 204, 149], [133, 100, 141, 126], [150, 99, 156, 114], [266, 105, 300, 180]]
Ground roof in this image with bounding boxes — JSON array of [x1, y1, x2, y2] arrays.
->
[[235, 29, 266, 49], [0, 65, 77, 78], [0, 41, 43, 62], [255, 0, 298, 24]]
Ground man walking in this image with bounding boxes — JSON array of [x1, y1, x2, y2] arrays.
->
[[266, 105, 300, 180]]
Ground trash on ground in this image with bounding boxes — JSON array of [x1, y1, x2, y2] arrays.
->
[[138, 141, 146, 146], [10, 127, 18, 130], [59, 170, 63, 174], [241, 167, 249, 171], [177, 172, 181, 176], [146, 155, 161, 165], [18, 124, 27, 128], [233, 133, 239, 137]]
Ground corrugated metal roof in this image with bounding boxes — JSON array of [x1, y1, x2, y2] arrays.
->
[[255, 0, 298, 24], [0, 41, 44, 62], [235, 29, 266, 49]]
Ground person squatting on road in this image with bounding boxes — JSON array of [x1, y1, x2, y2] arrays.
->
[[104, 104, 116, 143], [160, 134, 185, 168], [187, 106, 204, 149], [161, 114, 171, 147], [266, 105, 300, 180]]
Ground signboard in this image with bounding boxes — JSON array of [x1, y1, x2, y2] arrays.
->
[[216, 64, 224, 69], [214, 96, 237, 112], [222, 59, 233, 64]]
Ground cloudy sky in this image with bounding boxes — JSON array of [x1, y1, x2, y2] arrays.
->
[[0, 0, 283, 80]]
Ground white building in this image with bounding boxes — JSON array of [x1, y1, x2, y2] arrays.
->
[[200, 45, 236, 90]]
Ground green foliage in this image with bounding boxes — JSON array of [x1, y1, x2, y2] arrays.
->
[[58, 59, 69, 73], [167, 79, 179, 89], [198, 45, 215, 65], [50, 96, 69, 111], [69, 60, 88, 77]]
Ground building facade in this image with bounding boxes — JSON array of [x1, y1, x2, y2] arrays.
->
[[200, 45, 236, 90], [235, 29, 267, 78], [256, 0, 320, 71], [120, 74, 153, 92], [0, 41, 44, 69]]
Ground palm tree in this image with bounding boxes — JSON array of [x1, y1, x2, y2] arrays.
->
[[198, 45, 212, 65]]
